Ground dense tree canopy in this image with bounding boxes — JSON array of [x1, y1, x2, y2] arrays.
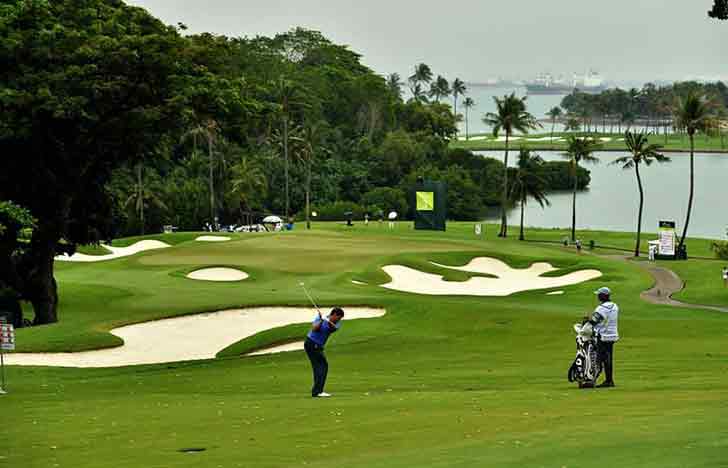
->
[[0, 2, 591, 325]]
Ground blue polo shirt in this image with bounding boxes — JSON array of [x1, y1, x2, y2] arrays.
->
[[306, 315, 340, 346]]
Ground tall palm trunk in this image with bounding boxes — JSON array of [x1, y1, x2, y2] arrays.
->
[[137, 163, 145, 235], [499, 133, 510, 237], [306, 159, 312, 230], [678, 133, 695, 253], [283, 116, 290, 218], [519, 192, 526, 241], [634, 162, 644, 257], [550, 118, 556, 145], [208, 133, 215, 225], [465, 108, 470, 140], [571, 162, 578, 242]]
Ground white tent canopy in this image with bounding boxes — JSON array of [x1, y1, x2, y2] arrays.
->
[[262, 215, 283, 224]]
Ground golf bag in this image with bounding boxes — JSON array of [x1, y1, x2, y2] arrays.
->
[[567, 321, 602, 387]]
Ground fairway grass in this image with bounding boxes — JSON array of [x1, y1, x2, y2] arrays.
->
[[453, 131, 728, 154], [2, 223, 727, 468]]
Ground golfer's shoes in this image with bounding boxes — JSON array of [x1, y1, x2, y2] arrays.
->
[[316, 392, 332, 398]]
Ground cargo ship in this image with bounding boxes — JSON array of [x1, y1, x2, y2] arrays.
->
[[525, 71, 607, 95]]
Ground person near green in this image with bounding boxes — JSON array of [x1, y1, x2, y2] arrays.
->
[[304, 307, 345, 398], [588, 287, 619, 388]]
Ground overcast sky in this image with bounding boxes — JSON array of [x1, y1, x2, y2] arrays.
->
[[127, 0, 727, 84]]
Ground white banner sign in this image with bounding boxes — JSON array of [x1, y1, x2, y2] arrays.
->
[[0, 324, 15, 351], [658, 221, 676, 256]]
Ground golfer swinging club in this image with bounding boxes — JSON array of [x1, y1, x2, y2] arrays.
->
[[588, 287, 619, 388], [305, 306, 345, 398]]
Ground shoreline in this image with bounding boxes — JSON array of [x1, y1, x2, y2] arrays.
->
[[464, 146, 728, 155]]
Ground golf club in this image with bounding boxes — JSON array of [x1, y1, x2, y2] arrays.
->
[[299, 282, 322, 316]]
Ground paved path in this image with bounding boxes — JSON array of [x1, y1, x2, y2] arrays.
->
[[600, 253, 728, 313], [638, 264, 728, 313]]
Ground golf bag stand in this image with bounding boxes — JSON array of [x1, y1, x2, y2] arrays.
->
[[567, 321, 602, 388]]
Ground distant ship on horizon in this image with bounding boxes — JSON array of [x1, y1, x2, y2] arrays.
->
[[525, 71, 608, 95]]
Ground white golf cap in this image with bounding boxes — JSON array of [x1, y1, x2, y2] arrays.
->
[[594, 287, 611, 296]]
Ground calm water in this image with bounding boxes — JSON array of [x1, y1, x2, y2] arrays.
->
[[460, 85, 654, 136], [460, 85, 564, 136], [478, 151, 728, 240]]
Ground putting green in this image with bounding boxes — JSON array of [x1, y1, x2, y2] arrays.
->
[[2, 223, 727, 468]]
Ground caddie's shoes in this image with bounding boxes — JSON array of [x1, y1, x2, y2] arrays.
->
[[316, 392, 332, 397]]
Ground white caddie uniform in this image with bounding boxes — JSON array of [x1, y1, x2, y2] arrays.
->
[[592, 301, 619, 342]]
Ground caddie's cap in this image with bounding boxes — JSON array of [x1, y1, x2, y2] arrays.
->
[[594, 287, 611, 296]]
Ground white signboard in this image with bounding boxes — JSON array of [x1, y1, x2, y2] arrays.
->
[[0, 324, 15, 351], [658, 221, 676, 256], [475, 224, 482, 236]]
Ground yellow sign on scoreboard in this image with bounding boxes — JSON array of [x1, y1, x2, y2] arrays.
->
[[416, 191, 434, 211]]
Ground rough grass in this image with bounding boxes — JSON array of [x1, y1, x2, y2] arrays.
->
[[3, 223, 727, 468]]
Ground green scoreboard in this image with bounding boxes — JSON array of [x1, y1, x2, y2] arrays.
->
[[413, 179, 447, 231]]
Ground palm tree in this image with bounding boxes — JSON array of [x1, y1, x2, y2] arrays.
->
[[291, 121, 330, 229], [547, 107, 562, 144], [563, 136, 602, 242], [612, 132, 670, 257], [510, 149, 550, 241], [273, 76, 304, 219], [386, 73, 403, 99], [463, 97, 475, 140], [451, 78, 467, 116], [408, 63, 433, 97], [184, 119, 220, 224], [410, 82, 427, 103], [125, 163, 166, 235], [230, 156, 268, 226], [428, 75, 451, 102], [673, 92, 715, 253], [483, 93, 541, 237]]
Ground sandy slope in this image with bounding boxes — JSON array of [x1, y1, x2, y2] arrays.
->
[[55, 240, 170, 263], [381, 257, 601, 297], [6, 307, 385, 368]]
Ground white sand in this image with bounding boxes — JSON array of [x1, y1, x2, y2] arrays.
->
[[599, 137, 613, 142], [5, 307, 386, 368], [381, 257, 601, 297], [351, 280, 368, 286], [195, 236, 231, 242], [546, 291, 565, 296], [461, 135, 489, 141], [247, 342, 304, 356], [186, 268, 249, 282], [55, 240, 170, 263], [494, 136, 522, 142], [527, 137, 560, 142]]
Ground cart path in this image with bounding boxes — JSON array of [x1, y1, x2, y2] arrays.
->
[[601, 253, 728, 313]]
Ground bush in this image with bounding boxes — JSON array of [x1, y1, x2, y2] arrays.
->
[[310, 201, 365, 221], [360, 187, 408, 217], [712, 241, 728, 259], [539, 161, 591, 190]]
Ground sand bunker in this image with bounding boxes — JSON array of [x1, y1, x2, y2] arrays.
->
[[247, 342, 304, 356], [6, 307, 385, 368], [195, 236, 231, 242], [494, 136, 522, 142], [56, 240, 170, 263], [186, 267, 249, 282], [381, 257, 601, 297], [351, 280, 368, 286], [527, 137, 561, 142]]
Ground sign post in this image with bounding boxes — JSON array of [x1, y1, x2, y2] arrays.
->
[[657, 221, 677, 260], [0, 320, 15, 395]]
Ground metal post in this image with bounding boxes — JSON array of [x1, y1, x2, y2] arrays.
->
[[0, 348, 6, 395]]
